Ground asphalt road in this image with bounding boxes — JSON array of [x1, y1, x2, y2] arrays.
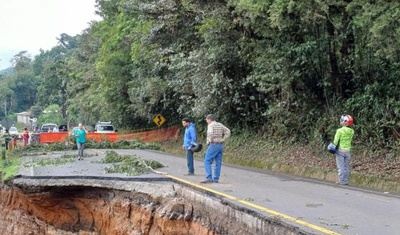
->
[[17, 149, 400, 235]]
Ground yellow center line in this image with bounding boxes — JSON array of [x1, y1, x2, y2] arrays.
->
[[167, 175, 341, 235], [92, 149, 340, 235]]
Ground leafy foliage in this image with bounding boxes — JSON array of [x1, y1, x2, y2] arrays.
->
[[2, 0, 400, 158], [102, 150, 164, 176], [23, 155, 76, 167], [0, 156, 20, 180], [37, 104, 63, 125]]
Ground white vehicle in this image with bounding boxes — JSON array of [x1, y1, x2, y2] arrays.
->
[[40, 123, 58, 133], [94, 121, 116, 133], [9, 126, 19, 136]]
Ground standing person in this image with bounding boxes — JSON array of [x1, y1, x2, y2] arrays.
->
[[32, 126, 40, 144], [22, 128, 30, 146], [332, 114, 355, 185], [182, 118, 197, 175], [74, 123, 88, 160], [201, 114, 231, 183], [3, 129, 11, 150]]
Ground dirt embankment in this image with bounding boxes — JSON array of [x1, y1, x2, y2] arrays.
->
[[0, 180, 218, 235], [0, 178, 307, 235], [0, 180, 214, 235]]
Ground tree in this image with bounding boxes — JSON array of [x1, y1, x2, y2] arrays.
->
[[17, 0, 400, 148], [34, 34, 79, 119], [5, 52, 38, 113], [37, 104, 63, 125], [11, 51, 32, 71]]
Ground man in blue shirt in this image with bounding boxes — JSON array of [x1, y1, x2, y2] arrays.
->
[[182, 118, 197, 175], [74, 123, 88, 160]]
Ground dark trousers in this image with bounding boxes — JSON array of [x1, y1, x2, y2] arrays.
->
[[186, 150, 194, 173]]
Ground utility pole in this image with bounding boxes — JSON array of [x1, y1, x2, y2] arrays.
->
[[4, 99, 8, 129]]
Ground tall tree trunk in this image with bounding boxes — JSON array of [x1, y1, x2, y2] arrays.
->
[[340, 0, 355, 98], [327, 2, 354, 99], [326, 5, 341, 97]]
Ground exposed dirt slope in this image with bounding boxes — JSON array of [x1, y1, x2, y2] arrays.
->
[[0, 179, 307, 235], [0, 182, 215, 235]]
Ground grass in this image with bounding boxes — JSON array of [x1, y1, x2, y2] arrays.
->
[[0, 154, 20, 180], [23, 155, 76, 167], [223, 156, 270, 169]]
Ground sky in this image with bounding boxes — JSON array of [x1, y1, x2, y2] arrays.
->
[[0, 0, 102, 70]]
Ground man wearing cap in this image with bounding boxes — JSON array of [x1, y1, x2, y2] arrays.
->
[[201, 114, 231, 183]]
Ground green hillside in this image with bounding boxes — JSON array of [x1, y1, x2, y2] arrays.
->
[[0, 67, 13, 76]]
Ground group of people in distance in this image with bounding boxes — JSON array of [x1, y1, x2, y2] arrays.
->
[[3, 127, 31, 148], [2, 124, 88, 160], [182, 114, 354, 186]]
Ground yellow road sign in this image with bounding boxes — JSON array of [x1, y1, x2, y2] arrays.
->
[[153, 114, 166, 127]]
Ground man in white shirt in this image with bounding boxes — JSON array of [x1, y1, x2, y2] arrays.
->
[[200, 114, 231, 184]]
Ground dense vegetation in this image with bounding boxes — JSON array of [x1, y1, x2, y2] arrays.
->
[[1, 0, 400, 155]]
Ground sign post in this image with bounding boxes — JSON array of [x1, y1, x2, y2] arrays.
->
[[153, 114, 166, 127]]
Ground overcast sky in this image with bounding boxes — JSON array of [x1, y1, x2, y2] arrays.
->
[[0, 0, 101, 70]]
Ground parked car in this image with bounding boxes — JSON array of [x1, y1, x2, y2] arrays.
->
[[9, 126, 19, 136], [58, 125, 68, 132], [94, 121, 116, 133], [40, 123, 58, 133]]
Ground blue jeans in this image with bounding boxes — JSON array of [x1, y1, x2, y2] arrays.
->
[[186, 149, 194, 174], [204, 143, 223, 182], [335, 150, 351, 184], [77, 142, 85, 157]]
